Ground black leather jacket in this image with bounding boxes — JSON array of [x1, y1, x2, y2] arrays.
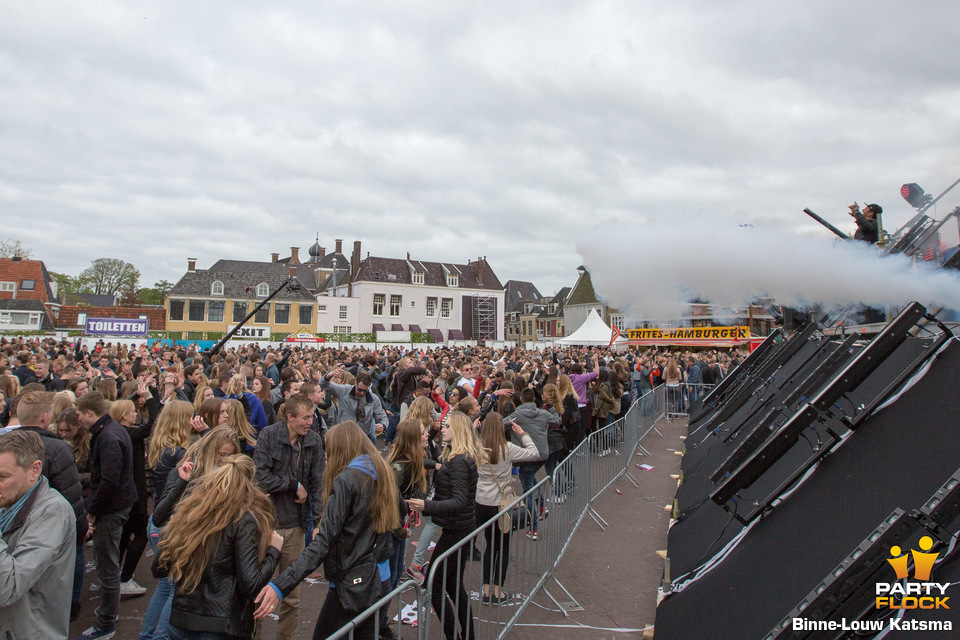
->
[[165, 512, 281, 638], [273, 467, 392, 595], [424, 454, 478, 532]]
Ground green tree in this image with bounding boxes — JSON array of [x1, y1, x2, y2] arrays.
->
[[48, 271, 81, 297], [136, 279, 175, 305], [78, 258, 141, 297]]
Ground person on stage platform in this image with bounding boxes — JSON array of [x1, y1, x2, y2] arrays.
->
[[848, 202, 881, 244]]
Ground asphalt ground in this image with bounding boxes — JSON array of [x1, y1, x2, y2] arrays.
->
[[69, 416, 683, 640]]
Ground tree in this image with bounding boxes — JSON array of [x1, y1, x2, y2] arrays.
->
[[136, 280, 175, 306], [0, 239, 33, 259], [48, 271, 82, 297], [78, 258, 141, 297]]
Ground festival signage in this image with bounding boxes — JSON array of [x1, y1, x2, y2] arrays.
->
[[226, 324, 271, 340], [285, 328, 324, 343], [627, 325, 750, 347], [84, 317, 149, 337]]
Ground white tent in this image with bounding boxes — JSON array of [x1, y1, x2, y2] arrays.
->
[[556, 308, 628, 346]]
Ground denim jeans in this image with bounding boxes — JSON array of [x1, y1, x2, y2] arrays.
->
[[140, 517, 174, 640], [72, 543, 85, 606], [517, 461, 545, 532], [92, 506, 131, 631], [410, 515, 438, 568]]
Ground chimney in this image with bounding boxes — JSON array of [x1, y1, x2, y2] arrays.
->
[[406, 252, 411, 261], [271, 253, 279, 263], [289, 265, 297, 278], [351, 240, 361, 277], [188, 258, 197, 272], [476, 257, 485, 287], [11, 255, 21, 263], [318, 247, 326, 258], [335, 239, 343, 254], [290, 247, 300, 264]]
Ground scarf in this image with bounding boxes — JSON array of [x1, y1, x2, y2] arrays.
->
[[0, 479, 40, 535]]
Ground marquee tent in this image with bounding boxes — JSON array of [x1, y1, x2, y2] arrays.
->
[[556, 308, 628, 346]]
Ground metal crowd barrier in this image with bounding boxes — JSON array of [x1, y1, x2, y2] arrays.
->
[[327, 579, 423, 640], [331, 385, 671, 639]]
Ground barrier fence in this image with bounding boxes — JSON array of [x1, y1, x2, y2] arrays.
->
[[330, 383, 679, 640]]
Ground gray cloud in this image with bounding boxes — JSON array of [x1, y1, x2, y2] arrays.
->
[[1, 1, 958, 299]]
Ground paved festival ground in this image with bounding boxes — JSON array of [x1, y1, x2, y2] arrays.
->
[[69, 417, 685, 639]]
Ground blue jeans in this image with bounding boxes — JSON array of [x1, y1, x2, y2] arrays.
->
[[140, 518, 174, 640], [72, 543, 85, 605], [411, 516, 438, 568], [518, 461, 544, 532]]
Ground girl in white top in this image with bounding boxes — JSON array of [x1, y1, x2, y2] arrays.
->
[[475, 412, 541, 603]]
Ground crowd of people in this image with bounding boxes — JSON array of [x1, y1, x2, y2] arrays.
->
[[0, 335, 741, 640]]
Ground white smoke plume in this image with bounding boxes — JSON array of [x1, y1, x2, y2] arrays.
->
[[576, 217, 960, 322]]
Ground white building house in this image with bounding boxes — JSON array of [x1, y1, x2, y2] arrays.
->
[[315, 242, 505, 343]]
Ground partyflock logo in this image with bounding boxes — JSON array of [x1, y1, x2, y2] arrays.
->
[[875, 536, 950, 609]]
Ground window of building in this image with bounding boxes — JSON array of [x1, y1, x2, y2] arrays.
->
[[0, 282, 15, 292], [188, 300, 206, 322], [233, 301, 248, 323], [333, 325, 352, 334], [318, 304, 327, 313], [255, 305, 270, 324], [274, 303, 290, 324], [426, 297, 437, 317], [447, 274, 458, 287], [412, 271, 424, 285], [611, 314, 625, 331], [299, 304, 313, 325], [390, 295, 401, 316], [339, 305, 348, 321], [441, 298, 452, 318], [373, 294, 384, 316], [211, 281, 224, 296], [169, 299, 185, 322], [20, 279, 35, 291], [29, 313, 41, 326], [0, 313, 9, 324], [77, 312, 87, 326], [207, 301, 225, 322], [256, 283, 269, 297]]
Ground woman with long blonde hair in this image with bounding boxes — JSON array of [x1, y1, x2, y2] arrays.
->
[[141, 427, 242, 640], [407, 411, 486, 640], [157, 455, 282, 639], [224, 398, 258, 452], [148, 400, 202, 499], [254, 421, 399, 639]]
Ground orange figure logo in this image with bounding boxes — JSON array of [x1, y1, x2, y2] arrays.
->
[[888, 536, 940, 581]]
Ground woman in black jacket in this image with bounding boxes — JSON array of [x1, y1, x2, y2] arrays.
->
[[253, 420, 400, 640], [407, 411, 487, 640], [156, 454, 282, 640]]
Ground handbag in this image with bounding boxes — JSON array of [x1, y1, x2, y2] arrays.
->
[[337, 561, 381, 613], [490, 465, 518, 530]]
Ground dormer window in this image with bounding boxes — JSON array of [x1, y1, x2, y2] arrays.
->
[[412, 271, 424, 285], [211, 280, 224, 296], [256, 283, 269, 297], [447, 274, 458, 287]]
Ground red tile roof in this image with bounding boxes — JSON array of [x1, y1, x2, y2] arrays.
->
[[0, 258, 56, 304]]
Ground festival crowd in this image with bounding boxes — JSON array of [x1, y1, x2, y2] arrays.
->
[[0, 335, 743, 640]]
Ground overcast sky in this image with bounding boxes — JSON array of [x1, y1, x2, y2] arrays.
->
[[2, 1, 959, 304]]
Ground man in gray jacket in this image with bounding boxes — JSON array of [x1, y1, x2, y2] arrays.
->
[[504, 387, 560, 540], [0, 429, 76, 640], [319, 368, 389, 443]]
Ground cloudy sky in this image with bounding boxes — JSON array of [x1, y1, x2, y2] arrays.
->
[[2, 1, 959, 305]]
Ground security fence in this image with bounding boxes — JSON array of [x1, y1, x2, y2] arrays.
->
[[332, 385, 672, 640]]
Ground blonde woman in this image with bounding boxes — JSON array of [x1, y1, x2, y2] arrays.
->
[[157, 455, 282, 639], [408, 411, 487, 640], [224, 398, 258, 453], [148, 400, 205, 501], [224, 373, 267, 430]]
